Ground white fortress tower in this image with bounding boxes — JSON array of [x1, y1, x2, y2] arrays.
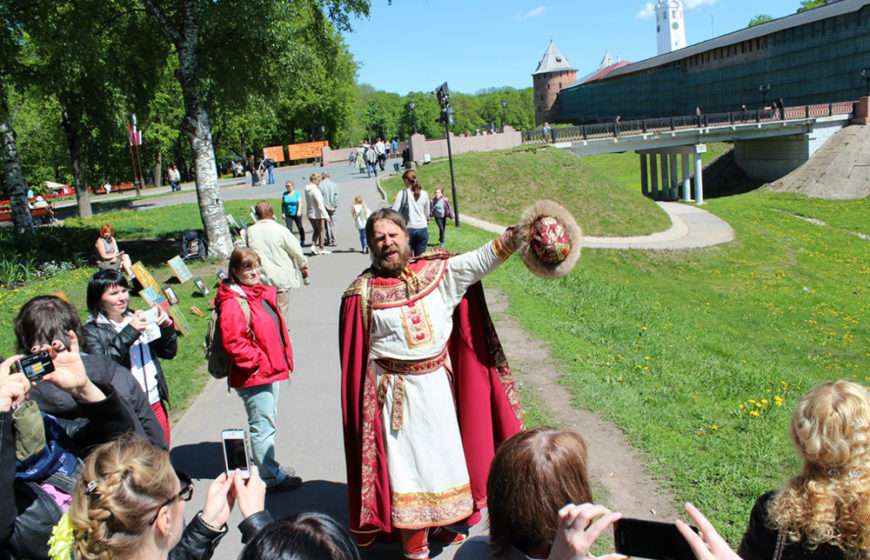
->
[[656, 0, 687, 55]]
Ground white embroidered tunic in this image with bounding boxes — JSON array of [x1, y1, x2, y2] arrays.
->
[[368, 242, 503, 528]]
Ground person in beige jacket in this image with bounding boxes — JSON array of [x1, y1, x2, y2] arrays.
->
[[246, 200, 309, 326]]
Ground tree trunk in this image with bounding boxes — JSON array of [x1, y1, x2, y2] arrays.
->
[[0, 80, 34, 233], [153, 149, 162, 188], [59, 101, 91, 218], [175, 20, 232, 258]]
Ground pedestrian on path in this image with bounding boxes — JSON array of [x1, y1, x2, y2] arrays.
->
[[305, 173, 330, 255], [365, 143, 378, 178], [430, 188, 453, 248], [282, 181, 305, 245], [393, 169, 430, 256], [218, 247, 301, 492], [246, 200, 309, 327], [338, 208, 524, 559], [350, 195, 370, 253], [375, 137, 387, 172], [168, 163, 181, 191], [263, 156, 276, 185], [356, 143, 367, 175], [320, 172, 339, 246], [83, 269, 177, 446]]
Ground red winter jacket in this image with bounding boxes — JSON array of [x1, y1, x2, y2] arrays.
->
[[216, 281, 293, 389]]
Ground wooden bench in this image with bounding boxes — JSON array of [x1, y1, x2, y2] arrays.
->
[[0, 205, 53, 223], [93, 181, 136, 195]]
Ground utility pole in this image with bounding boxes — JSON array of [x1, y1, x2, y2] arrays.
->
[[435, 82, 460, 227]]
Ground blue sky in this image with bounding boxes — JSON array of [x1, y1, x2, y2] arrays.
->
[[343, 0, 803, 95]]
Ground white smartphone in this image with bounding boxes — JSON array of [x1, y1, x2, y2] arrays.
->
[[221, 429, 250, 479]]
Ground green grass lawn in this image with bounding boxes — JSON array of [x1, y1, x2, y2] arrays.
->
[[381, 144, 727, 237], [444, 189, 869, 542], [0, 199, 278, 417]]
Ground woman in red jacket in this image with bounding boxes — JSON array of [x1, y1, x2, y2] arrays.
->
[[217, 247, 301, 492]]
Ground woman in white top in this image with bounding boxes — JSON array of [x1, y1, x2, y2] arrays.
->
[[350, 195, 371, 253], [305, 173, 330, 255], [392, 169, 430, 256]]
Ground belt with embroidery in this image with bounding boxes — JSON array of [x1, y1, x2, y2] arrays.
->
[[375, 348, 449, 431]]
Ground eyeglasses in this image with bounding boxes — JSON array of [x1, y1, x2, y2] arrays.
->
[[148, 470, 193, 525]]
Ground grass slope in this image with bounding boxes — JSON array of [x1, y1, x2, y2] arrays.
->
[[381, 144, 726, 237], [445, 191, 869, 542]]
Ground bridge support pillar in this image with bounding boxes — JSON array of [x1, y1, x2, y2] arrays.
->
[[681, 153, 691, 202], [694, 151, 705, 205], [659, 152, 669, 201], [640, 153, 649, 197], [650, 153, 659, 199], [669, 153, 679, 200]]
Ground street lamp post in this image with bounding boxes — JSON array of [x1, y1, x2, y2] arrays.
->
[[408, 101, 417, 134], [500, 99, 508, 130], [435, 82, 460, 227], [758, 83, 771, 110], [861, 69, 870, 97]]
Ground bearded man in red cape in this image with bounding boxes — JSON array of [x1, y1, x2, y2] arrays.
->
[[339, 207, 524, 559]]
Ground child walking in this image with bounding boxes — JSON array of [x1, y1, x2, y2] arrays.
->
[[351, 195, 371, 253]]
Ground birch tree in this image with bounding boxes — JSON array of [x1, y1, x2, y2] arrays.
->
[[140, 0, 370, 257]]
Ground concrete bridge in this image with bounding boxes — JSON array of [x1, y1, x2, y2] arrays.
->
[[524, 100, 857, 204]]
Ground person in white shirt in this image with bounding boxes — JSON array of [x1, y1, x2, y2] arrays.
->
[[374, 138, 387, 172], [350, 195, 371, 253], [392, 169, 430, 256], [304, 173, 330, 255]]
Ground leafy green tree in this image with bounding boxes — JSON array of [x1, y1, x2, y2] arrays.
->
[[9, 0, 168, 218], [748, 14, 774, 27], [797, 0, 825, 12], [0, 3, 34, 232], [140, 0, 370, 257]]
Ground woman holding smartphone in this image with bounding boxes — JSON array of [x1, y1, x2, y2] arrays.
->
[[217, 247, 300, 492], [83, 269, 177, 445]]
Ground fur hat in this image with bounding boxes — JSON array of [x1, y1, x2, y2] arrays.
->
[[518, 200, 582, 278]]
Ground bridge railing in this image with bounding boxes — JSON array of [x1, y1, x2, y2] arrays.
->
[[523, 101, 855, 144]]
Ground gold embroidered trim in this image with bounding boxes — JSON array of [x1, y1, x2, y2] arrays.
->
[[391, 483, 474, 529], [491, 237, 513, 261], [375, 348, 448, 375], [400, 301, 434, 349], [369, 260, 447, 309]]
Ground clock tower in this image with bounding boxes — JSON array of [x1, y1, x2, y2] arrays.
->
[[656, 0, 686, 55]]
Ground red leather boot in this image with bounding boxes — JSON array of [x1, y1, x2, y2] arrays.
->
[[400, 528, 430, 560]]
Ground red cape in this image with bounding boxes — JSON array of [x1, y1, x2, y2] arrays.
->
[[339, 254, 524, 540]]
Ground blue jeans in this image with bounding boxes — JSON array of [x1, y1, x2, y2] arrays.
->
[[267, 167, 275, 184], [408, 227, 429, 256], [358, 228, 367, 252], [236, 382, 287, 486], [434, 217, 447, 245]]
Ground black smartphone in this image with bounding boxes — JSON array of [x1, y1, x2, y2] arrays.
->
[[614, 518, 698, 560], [15, 352, 55, 382]]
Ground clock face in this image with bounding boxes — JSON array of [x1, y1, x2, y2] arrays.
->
[[672, 21, 679, 30]]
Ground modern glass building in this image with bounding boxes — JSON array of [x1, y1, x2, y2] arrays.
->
[[556, 0, 870, 123]]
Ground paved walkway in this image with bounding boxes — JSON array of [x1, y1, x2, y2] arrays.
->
[[170, 165, 476, 560], [462, 201, 735, 250]]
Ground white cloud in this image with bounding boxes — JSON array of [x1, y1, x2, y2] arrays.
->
[[520, 6, 546, 20], [685, 0, 717, 9], [636, 2, 655, 18]]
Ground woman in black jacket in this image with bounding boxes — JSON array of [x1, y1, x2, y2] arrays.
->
[[0, 335, 140, 559], [83, 269, 177, 445]]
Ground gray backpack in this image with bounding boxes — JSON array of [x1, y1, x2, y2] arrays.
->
[[204, 297, 252, 379]]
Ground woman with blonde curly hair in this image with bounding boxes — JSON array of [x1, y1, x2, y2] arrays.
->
[[63, 435, 270, 560], [739, 380, 870, 560]]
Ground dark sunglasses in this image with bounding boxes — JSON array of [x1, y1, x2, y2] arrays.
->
[[148, 470, 193, 525]]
